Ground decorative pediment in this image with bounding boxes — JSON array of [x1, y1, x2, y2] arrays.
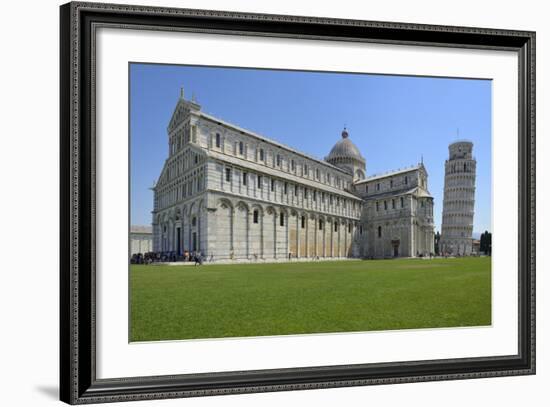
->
[[168, 101, 191, 133]]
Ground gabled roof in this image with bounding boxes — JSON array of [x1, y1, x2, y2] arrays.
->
[[167, 98, 201, 132]]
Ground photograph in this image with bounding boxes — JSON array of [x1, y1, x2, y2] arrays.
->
[[129, 63, 492, 342]]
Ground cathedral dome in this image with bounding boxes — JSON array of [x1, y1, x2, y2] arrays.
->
[[326, 128, 365, 164]]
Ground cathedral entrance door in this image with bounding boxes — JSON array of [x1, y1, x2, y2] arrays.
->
[[391, 239, 400, 258]]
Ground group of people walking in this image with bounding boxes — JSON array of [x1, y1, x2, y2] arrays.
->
[[130, 250, 206, 265]]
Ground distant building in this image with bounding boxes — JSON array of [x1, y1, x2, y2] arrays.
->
[[472, 239, 481, 255], [355, 164, 435, 258], [150, 87, 435, 260], [130, 225, 153, 255], [440, 141, 477, 256]]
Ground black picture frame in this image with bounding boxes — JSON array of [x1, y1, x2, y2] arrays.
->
[[60, 2, 536, 404]]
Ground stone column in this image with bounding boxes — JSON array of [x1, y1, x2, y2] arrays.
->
[[229, 206, 235, 255], [409, 218, 414, 257], [314, 217, 318, 258], [286, 212, 290, 260], [296, 214, 300, 258], [273, 210, 277, 259], [305, 214, 309, 258], [246, 210, 251, 259], [260, 209, 265, 259]]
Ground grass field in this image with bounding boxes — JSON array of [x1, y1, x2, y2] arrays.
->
[[130, 257, 491, 342]]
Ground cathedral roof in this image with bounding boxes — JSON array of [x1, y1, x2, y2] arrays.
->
[[355, 163, 424, 184], [325, 128, 366, 164], [199, 112, 351, 175], [361, 186, 432, 200]]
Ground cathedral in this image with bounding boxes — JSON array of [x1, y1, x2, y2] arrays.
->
[[151, 88, 435, 260]]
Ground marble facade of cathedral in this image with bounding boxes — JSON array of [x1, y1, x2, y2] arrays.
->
[[151, 89, 435, 260]]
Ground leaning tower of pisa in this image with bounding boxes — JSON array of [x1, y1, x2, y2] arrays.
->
[[440, 141, 477, 256]]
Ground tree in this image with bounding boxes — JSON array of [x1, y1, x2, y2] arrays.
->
[[480, 231, 492, 255]]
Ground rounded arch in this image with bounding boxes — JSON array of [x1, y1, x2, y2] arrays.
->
[[250, 203, 264, 215], [197, 199, 206, 213], [217, 198, 233, 211], [235, 200, 250, 212], [265, 205, 276, 216], [188, 201, 196, 217]]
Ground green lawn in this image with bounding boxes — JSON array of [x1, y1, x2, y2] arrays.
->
[[130, 257, 491, 342]]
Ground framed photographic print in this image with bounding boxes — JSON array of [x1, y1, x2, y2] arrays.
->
[[60, 1, 535, 404]]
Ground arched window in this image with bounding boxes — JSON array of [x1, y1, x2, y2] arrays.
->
[[259, 148, 264, 161], [253, 210, 259, 224], [319, 219, 323, 230], [464, 163, 467, 172], [239, 141, 244, 155], [378, 226, 382, 238], [215, 133, 221, 148], [301, 216, 305, 229], [279, 213, 285, 227]]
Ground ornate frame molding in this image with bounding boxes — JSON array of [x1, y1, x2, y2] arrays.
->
[[60, 2, 535, 404]]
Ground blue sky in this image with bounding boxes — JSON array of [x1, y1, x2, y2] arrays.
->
[[130, 63, 492, 235]]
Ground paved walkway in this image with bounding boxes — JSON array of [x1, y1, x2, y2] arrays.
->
[[153, 257, 359, 266]]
